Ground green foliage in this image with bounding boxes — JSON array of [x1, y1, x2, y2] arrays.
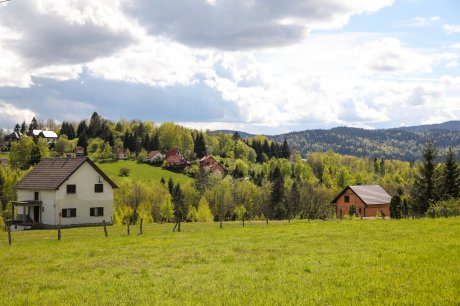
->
[[119, 167, 130, 177], [234, 205, 247, 221], [0, 209, 4, 231], [197, 197, 213, 222], [426, 198, 460, 218], [187, 206, 198, 222], [441, 147, 460, 199], [160, 194, 175, 222], [9, 137, 34, 169]]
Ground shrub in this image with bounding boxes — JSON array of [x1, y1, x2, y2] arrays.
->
[[119, 167, 130, 177], [426, 198, 460, 218], [0, 212, 5, 232]]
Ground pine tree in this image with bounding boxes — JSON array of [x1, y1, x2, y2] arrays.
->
[[29, 117, 38, 134], [194, 133, 207, 158], [282, 139, 291, 159], [88, 112, 102, 138], [14, 123, 20, 133], [152, 133, 160, 150], [77, 120, 88, 137], [20, 121, 27, 134], [411, 139, 439, 214], [167, 178, 174, 194], [442, 147, 460, 199], [77, 132, 88, 155], [270, 167, 286, 219], [29, 145, 41, 166], [172, 183, 185, 221], [380, 159, 385, 177], [390, 194, 402, 219]]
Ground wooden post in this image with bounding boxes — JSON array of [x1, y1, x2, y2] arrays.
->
[[242, 215, 245, 227], [178, 220, 181, 232], [139, 218, 143, 235], [7, 226, 11, 245], [127, 223, 130, 236], [58, 212, 61, 241], [103, 220, 108, 237]]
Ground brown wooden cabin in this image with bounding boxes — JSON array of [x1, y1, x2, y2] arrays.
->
[[332, 185, 391, 219]]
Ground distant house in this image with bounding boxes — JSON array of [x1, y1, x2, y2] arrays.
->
[[74, 146, 85, 156], [39, 130, 58, 144], [199, 155, 227, 177], [165, 148, 190, 168], [115, 148, 129, 160], [4, 131, 22, 148], [332, 185, 392, 219], [11, 157, 117, 230], [146, 150, 164, 164]]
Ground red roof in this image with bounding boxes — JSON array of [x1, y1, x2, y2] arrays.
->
[[148, 151, 161, 158]]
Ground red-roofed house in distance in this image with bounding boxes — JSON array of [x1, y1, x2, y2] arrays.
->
[[332, 185, 392, 219], [199, 155, 227, 177], [165, 149, 190, 169], [145, 150, 164, 164], [115, 148, 129, 160]]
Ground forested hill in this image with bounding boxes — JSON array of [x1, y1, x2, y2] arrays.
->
[[216, 121, 460, 161]]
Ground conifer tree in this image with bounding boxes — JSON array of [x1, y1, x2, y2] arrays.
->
[[29, 145, 41, 166], [282, 139, 291, 159], [441, 147, 460, 199], [29, 117, 38, 134], [411, 139, 439, 214], [14, 123, 20, 133], [194, 132, 207, 158], [270, 167, 286, 219], [77, 120, 88, 138], [20, 121, 27, 134], [77, 132, 88, 155]]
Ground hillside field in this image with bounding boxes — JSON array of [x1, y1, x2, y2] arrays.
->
[[0, 218, 459, 305], [96, 160, 192, 185]]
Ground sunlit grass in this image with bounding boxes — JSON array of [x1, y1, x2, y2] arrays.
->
[[0, 218, 459, 305], [96, 160, 192, 185]]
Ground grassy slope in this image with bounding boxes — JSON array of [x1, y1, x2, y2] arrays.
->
[[0, 218, 459, 305], [96, 160, 192, 185]]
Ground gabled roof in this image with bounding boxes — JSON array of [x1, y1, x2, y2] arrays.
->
[[148, 151, 162, 158], [40, 130, 58, 138], [332, 185, 391, 205], [31, 129, 42, 136], [14, 157, 117, 190]]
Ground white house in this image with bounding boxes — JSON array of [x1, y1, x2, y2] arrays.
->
[[30, 129, 58, 145], [12, 157, 117, 229], [145, 150, 164, 164]]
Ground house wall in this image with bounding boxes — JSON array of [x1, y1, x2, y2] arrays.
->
[[335, 188, 391, 218], [55, 162, 114, 226], [17, 190, 56, 225]]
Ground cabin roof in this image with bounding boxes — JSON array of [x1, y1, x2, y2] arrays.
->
[[332, 185, 391, 205], [14, 157, 117, 190]]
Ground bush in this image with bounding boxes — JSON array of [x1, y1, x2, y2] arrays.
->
[[427, 198, 460, 218], [0, 212, 5, 231], [119, 167, 130, 177]]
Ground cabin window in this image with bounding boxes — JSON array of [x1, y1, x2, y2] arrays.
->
[[90, 207, 104, 217], [344, 195, 350, 203], [94, 183, 104, 193], [34, 192, 39, 201], [67, 184, 76, 194], [62, 208, 76, 218]]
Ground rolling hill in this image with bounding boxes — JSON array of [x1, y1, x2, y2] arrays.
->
[[212, 121, 460, 161]]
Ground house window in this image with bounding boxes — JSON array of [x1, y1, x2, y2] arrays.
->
[[62, 208, 76, 218], [94, 183, 104, 193], [67, 184, 76, 194], [34, 192, 39, 201], [90, 207, 104, 217], [344, 195, 350, 203]]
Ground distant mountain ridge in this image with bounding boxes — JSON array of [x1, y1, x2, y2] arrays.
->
[[212, 121, 460, 161]]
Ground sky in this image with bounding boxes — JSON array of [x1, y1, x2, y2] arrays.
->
[[0, 0, 459, 135]]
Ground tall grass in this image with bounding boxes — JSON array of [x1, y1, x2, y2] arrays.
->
[[0, 218, 459, 305]]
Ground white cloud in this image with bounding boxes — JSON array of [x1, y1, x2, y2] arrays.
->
[[404, 16, 441, 27], [0, 101, 35, 127], [443, 24, 460, 34]]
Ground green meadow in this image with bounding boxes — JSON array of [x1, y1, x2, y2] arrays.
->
[[96, 160, 192, 185], [0, 218, 459, 305]]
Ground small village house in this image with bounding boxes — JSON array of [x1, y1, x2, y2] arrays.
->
[[145, 150, 164, 164], [115, 147, 129, 160], [199, 155, 227, 177], [4, 131, 21, 148], [165, 148, 190, 168], [11, 157, 117, 230], [29, 129, 58, 145], [332, 185, 392, 219]]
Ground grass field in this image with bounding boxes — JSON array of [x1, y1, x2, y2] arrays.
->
[[96, 160, 192, 185], [0, 218, 459, 305]]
